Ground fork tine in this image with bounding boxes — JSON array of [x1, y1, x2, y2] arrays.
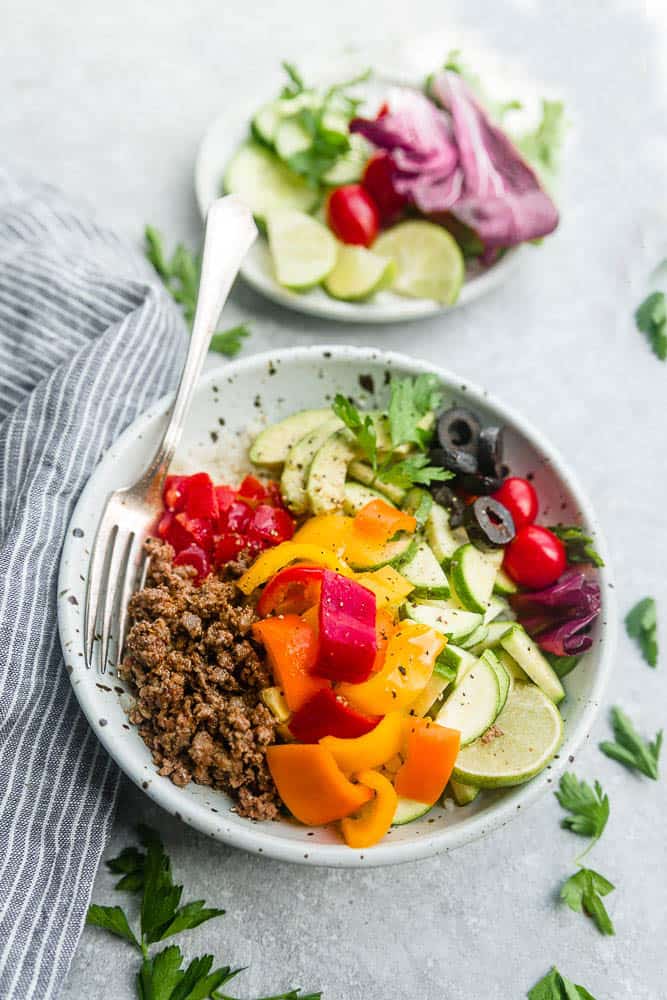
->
[[84, 519, 116, 670], [96, 525, 121, 675], [109, 531, 141, 672]]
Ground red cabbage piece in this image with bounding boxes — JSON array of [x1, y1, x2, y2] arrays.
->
[[537, 615, 597, 657], [510, 569, 601, 619]]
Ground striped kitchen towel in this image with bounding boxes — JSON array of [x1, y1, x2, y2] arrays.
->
[[0, 170, 187, 999]]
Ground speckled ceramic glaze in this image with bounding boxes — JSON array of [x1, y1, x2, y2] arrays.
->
[[58, 346, 615, 867]]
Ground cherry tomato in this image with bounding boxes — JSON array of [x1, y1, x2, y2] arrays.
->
[[504, 525, 566, 589], [492, 477, 539, 531], [326, 184, 379, 247], [362, 152, 406, 226]]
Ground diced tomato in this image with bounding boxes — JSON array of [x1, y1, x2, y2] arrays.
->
[[250, 504, 294, 545], [221, 499, 253, 534], [266, 480, 288, 510], [158, 511, 197, 553], [214, 532, 246, 565], [174, 512, 214, 552], [238, 475, 267, 502], [362, 151, 406, 225], [173, 544, 210, 582], [185, 472, 218, 520], [162, 475, 189, 513], [215, 485, 236, 516], [288, 688, 380, 743]]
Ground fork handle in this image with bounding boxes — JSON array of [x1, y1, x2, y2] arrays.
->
[[143, 196, 257, 490]]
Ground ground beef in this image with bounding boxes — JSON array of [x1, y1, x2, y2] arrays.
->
[[119, 538, 280, 821]]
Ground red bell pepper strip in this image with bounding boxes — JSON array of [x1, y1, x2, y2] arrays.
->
[[162, 475, 189, 513], [314, 570, 377, 683], [288, 688, 380, 743], [185, 472, 219, 520], [257, 565, 325, 618], [173, 544, 211, 583]]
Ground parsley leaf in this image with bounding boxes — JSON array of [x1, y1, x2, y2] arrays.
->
[[144, 227, 251, 356], [107, 845, 147, 892], [625, 597, 658, 667], [599, 706, 662, 779], [516, 100, 566, 180], [388, 375, 441, 449], [331, 394, 377, 470], [555, 773, 609, 853], [528, 966, 597, 1000], [137, 944, 184, 1000], [377, 453, 454, 489], [635, 290, 667, 360], [549, 524, 604, 568], [87, 904, 142, 950], [560, 867, 615, 936], [280, 61, 305, 99]]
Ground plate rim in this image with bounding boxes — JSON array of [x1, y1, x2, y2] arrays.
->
[[58, 345, 616, 867]]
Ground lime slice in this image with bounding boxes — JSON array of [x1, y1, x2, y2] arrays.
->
[[452, 681, 564, 788], [373, 220, 465, 305], [267, 210, 338, 291], [323, 245, 395, 301], [223, 142, 318, 223]]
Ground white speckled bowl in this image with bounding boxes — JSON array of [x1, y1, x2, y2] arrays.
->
[[58, 347, 615, 867]]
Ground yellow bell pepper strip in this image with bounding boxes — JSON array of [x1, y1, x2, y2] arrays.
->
[[260, 685, 291, 723], [354, 565, 414, 611], [237, 541, 350, 594], [266, 744, 373, 826], [340, 769, 398, 848], [394, 718, 461, 805], [353, 499, 417, 542], [292, 513, 352, 555], [338, 620, 445, 715], [320, 711, 403, 773]]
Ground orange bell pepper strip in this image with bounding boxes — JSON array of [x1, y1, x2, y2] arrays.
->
[[252, 615, 329, 712], [320, 711, 403, 773], [394, 718, 461, 805], [340, 769, 398, 848], [238, 541, 350, 594], [338, 620, 445, 715], [353, 499, 417, 543], [266, 744, 373, 826]]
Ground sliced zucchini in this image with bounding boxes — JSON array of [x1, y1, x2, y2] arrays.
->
[[460, 623, 489, 650], [250, 408, 333, 466], [494, 566, 518, 595], [281, 416, 343, 514], [402, 488, 433, 528], [484, 595, 512, 624], [251, 103, 281, 146], [399, 540, 450, 598], [392, 798, 432, 826], [223, 142, 318, 222], [425, 503, 468, 564], [448, 779, 480, 806], [484, 649, 511, 714], [450, 543, 497, 614], [410, 673, 450, 717], [275, 118, 312, 159], [435, 655, 501, 745], [348, 460, 407, 505], [438, 643, 478, 683], [306, 430, 358, 515], [405, 602, 483, 644], [343, 480, 394, 515], [322, 134, 373, 185], [500, 624, 565, 704], [468, 620, 514, 654]]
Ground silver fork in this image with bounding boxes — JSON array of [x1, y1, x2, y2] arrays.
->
[[84, 195, 257, 673]]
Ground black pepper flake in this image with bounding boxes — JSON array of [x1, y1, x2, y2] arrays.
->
[[358, 373, 374, 394], [391, 690, 397, 699], [253, 395, 261, 408], [398, 665, 407, 676], [72, 527, 84, 538], [68, 595, 78, 606], [99, 718, 108, 727], [218, 416, 226, 426], [209, 430, 219, 443], [323, 351, 332, 358]]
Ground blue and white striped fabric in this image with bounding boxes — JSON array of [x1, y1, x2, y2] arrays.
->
[[0, 171, 187, 999]]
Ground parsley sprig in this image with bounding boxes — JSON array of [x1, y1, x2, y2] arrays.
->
[[560, 866, 615, 936], [88, 826, 321, 1000], [555, 773, 609, 856], [144, 226, 251, 357], [635, 290, 667, 361], [625, 597, 658, 668], [548, 524, 604, 568], [599, 706, 662, 780], [528, 966, 597, 999]]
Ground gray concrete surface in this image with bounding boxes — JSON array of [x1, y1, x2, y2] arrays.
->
[[4, 1, 667, 997]]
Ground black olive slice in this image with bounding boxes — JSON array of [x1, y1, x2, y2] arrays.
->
[[478, 426, 505, 478], [437, 407, 481, 456], [429, 483, 467, 528], [430, 445, 478, 476], [459, 472, 505, 495], [463, 496, 515, 550]]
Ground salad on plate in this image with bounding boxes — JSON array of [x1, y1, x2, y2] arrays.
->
[[119, 373, 602, 850], [222, 57, 564, 308]]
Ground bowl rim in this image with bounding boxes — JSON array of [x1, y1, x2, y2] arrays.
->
[[58, 345, 616, 867]]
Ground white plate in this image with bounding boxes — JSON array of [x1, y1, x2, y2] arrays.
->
[[58, 346, 615, 867], [194, 66, 522, 324]]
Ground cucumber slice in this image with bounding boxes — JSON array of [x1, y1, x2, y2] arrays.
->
[[452, 681, 564, 788], [484, 649, 511, 713], [392, 798, 432, 826], [401, 488, 433, 528], [405, 602, 483, 643], [250, 408, 333, 466], [435, 656, 501, 745], [373, 221, 465, 305], [448, 779, 480, 806], [306, 429, 357, 514], [343, 480, 394, 515], [460, 623, 489, 649], [410, 673, 450, 717], [323, 245, 395, 302], [267, 210, 338, 290], [450, 544, 497, 614], [482, 548, 505, 572], [425, 504, 468, 564], [498, 649, 529, 682], [281, 416, 343, 514], [438, 643, 478, 682], [348, 461, 407, 505], [251, 103, 281, 146], [399, 540, 450, 598], [469, 620, 513, 654], [323, 134, 373, 185], [494, 566, 518, 595], [500, 625, 565, 705], [484, 595, 511, 624], [275, 118, 312, 159], [223, 142, 318, 223]]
